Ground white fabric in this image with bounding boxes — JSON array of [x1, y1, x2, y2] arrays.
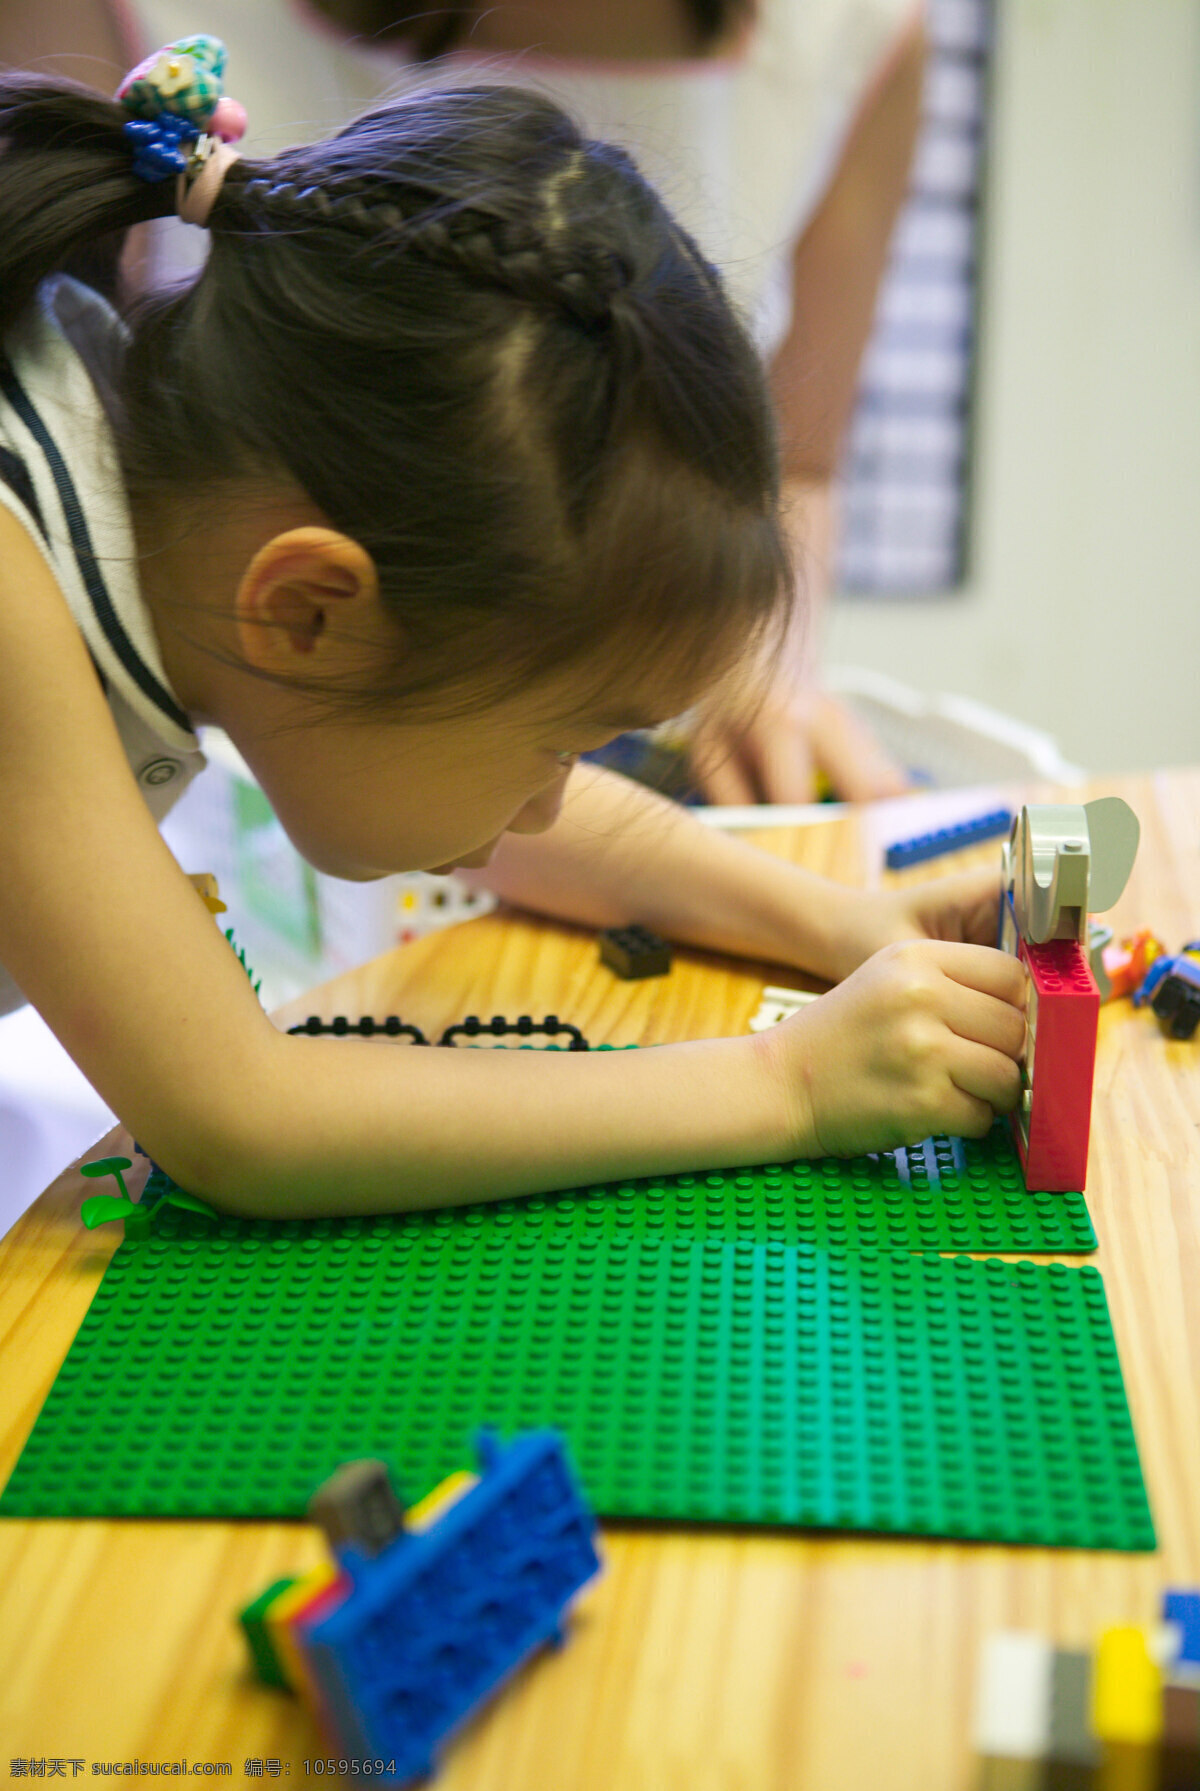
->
[[134, 0, 400, 277], [0, 279, 205, 1013], [134, 0, 912, 353], [434, 0, 915, 356]]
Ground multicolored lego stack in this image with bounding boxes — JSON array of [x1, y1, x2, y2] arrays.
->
[[974, 1592, 1200, 1789], [240, 1431, 600, 1784]]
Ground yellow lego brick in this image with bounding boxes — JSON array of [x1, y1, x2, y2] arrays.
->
[[282, 1570, 354, 1749], [406, 1469, 478, 1532], [1092, 1627, 1163, 1745], [266, 1561, 343, 1694], [187, 872, 227, 915]]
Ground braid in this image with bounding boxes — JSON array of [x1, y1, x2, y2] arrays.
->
[[230, 173, 629, 331], [114, 83, 787, 725]]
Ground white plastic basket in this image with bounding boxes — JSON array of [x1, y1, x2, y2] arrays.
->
[[698, 668, 1085, 830], [826, 666, 1086, 788]]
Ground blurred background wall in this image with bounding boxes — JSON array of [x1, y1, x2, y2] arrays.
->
[[830, 0, 1200, 773]]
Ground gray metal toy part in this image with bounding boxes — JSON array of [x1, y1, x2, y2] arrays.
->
[[1002, 799, 1140, 945], [1087, 921, 1114, 1003], [308, 1458, 407, 1558]]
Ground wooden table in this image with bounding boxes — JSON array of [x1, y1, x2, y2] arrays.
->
[[2, 770, 1198, 1791]]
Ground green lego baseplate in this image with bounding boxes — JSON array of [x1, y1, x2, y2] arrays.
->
[[0, 1177, 1152, 1548]]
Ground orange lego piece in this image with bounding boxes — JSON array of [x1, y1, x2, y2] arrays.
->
[[1101, 930, 1164, 1002]]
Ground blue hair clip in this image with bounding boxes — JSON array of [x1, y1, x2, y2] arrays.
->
[[122, 113, 201, 184], [116, 35, 244, 186]]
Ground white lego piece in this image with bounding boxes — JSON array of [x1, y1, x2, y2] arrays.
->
[[973, 1631, 1054, 1759], [1153, 1620, 1185, 1669], [748, 987, 820, 1031], [697, 804, 844, 830]]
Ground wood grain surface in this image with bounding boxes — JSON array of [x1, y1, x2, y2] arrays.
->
[[1, 772, 1197, 1791]]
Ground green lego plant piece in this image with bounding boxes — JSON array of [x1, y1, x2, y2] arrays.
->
[[82, 1172, 218, 1237], [224, 926, 262, 1000], [238, 1577, 299, 1689], [80, 1193, 131, 1228], [79, 1194, 148, 1237], [80, 1157, 152, 1240], [158, 1188, 219, 1221], [81, 1156, 134, 1198], [0, 1208, 1153, 1549]]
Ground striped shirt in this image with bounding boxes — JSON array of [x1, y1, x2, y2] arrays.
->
[[0, 278, 206, 1013]]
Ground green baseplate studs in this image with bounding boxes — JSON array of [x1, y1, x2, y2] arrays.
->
[[0, 1121, 1153, 1549]]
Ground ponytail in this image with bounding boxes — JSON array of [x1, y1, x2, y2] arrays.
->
[[0, 77, 175, 335]]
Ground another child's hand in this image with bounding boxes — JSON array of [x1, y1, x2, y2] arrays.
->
[[764, 938, 1027, 1157], [822, 866, 1004, 983]]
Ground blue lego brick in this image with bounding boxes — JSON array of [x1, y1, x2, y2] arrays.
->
[[886, 807, 1013, 871], [298, 1430, 600, 1781], [1130, 949, 1200, 1008], [1147, 958, 1200, 1039], [1165, 1590, 1200, 1666], [1134, 954, 1176, 1006]]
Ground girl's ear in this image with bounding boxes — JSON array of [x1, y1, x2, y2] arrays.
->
[[233, 528, 380, 672]]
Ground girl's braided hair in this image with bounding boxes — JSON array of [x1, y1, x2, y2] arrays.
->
[[0, 75, 789, 716]]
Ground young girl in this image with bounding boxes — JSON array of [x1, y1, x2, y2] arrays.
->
[[0, 40, 1026, 1219]]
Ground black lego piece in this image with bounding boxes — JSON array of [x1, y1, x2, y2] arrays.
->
[[1150, 959, 1200, 1039], [438, 1014, 589, 1050], [598, 925, 672, 980], [288, 1014, 591, 1050], [288, 1015, 429, 1044]]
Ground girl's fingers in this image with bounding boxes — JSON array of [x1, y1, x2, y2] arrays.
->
[[808, 693, 910, 802], [693, 727, 760, 806], [923, 866, 1005, 945], [930, 940, 1028, 1008], [947, 1036, 1024, 1114], [936, 976, 1028, 1061], [696, 752, 757, 806], [755, 712, 817, 805], [941, 1082, 1003, 1138]]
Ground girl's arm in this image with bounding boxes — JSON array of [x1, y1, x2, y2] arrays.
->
[[0, 513, 1021, 1221], [0, 514, 789, 1214], [464, 758, 1000, 985], [464, 760, 858, 975]]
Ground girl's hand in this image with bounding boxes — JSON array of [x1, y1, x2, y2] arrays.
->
[[820, 866, 1004, 983], [691, 686, 911, 805], [763, 938, 1027, 1158]]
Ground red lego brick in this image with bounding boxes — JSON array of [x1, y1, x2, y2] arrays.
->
[[1012, 937, 1100, 1192]]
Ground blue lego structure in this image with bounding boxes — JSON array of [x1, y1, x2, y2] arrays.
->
[[885, 807, 1013, 871], [297, 1430, 601, 1782], [1164, 1590, 1200, 1666], [1133, 950, 1200, 1040]]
